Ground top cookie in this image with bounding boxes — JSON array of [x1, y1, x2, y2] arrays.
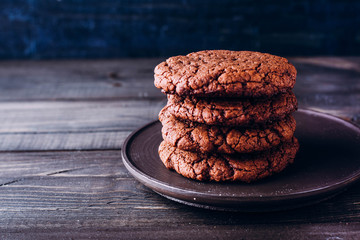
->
[[154, 50, 297, 98]]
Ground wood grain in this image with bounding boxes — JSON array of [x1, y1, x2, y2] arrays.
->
[[0, 99, 166, 151], [0, 59, 164, 101], [0, 58, 358, 238], [0, 150, 359, 239], [1, 223, 360, 240], [0, 58, 358, 152], [293, 57, 360, 123]]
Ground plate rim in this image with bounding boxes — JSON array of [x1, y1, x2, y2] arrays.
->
[[121, 109, 360, 204]]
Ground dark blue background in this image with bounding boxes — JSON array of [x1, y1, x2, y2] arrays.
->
[[1, 0, 360, 59]]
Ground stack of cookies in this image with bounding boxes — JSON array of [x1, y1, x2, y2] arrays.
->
[[154, 50, 299, 183]]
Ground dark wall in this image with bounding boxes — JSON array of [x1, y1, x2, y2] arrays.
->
[[1, 0, 360, 59]]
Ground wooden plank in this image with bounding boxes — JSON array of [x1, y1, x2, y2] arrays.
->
[[292, 57, 360, 122], [0, 58, 358, 103], [0, 58, 358, 152], [0, 59, 164, 101], [0, 150, 359, 238], [0, 98, 358, 152], [1, 223, 360, 240], [0, 99, 166, 151], [0, 58, 358, 239], [0, 100, 166, 133], [0, 131, 131, 151], [0, 96, 357, 152]]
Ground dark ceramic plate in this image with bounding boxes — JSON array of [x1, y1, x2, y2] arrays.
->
[[122, 109, 360, 211]]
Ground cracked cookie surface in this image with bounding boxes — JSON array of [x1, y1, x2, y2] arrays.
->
[[160, 107, 296, 154], [154, 50, 297, 98], [166, 91, 297, 126], [159, 137, 299, 182]]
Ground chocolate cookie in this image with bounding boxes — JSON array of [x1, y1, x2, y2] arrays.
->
[[166, 91, 297, 126], [160, 107, 296, 154], [154, 50, 296, 98], [158, 137, 299, 182]]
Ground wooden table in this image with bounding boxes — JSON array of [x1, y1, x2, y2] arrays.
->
[[0, 58, 359, 239]]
